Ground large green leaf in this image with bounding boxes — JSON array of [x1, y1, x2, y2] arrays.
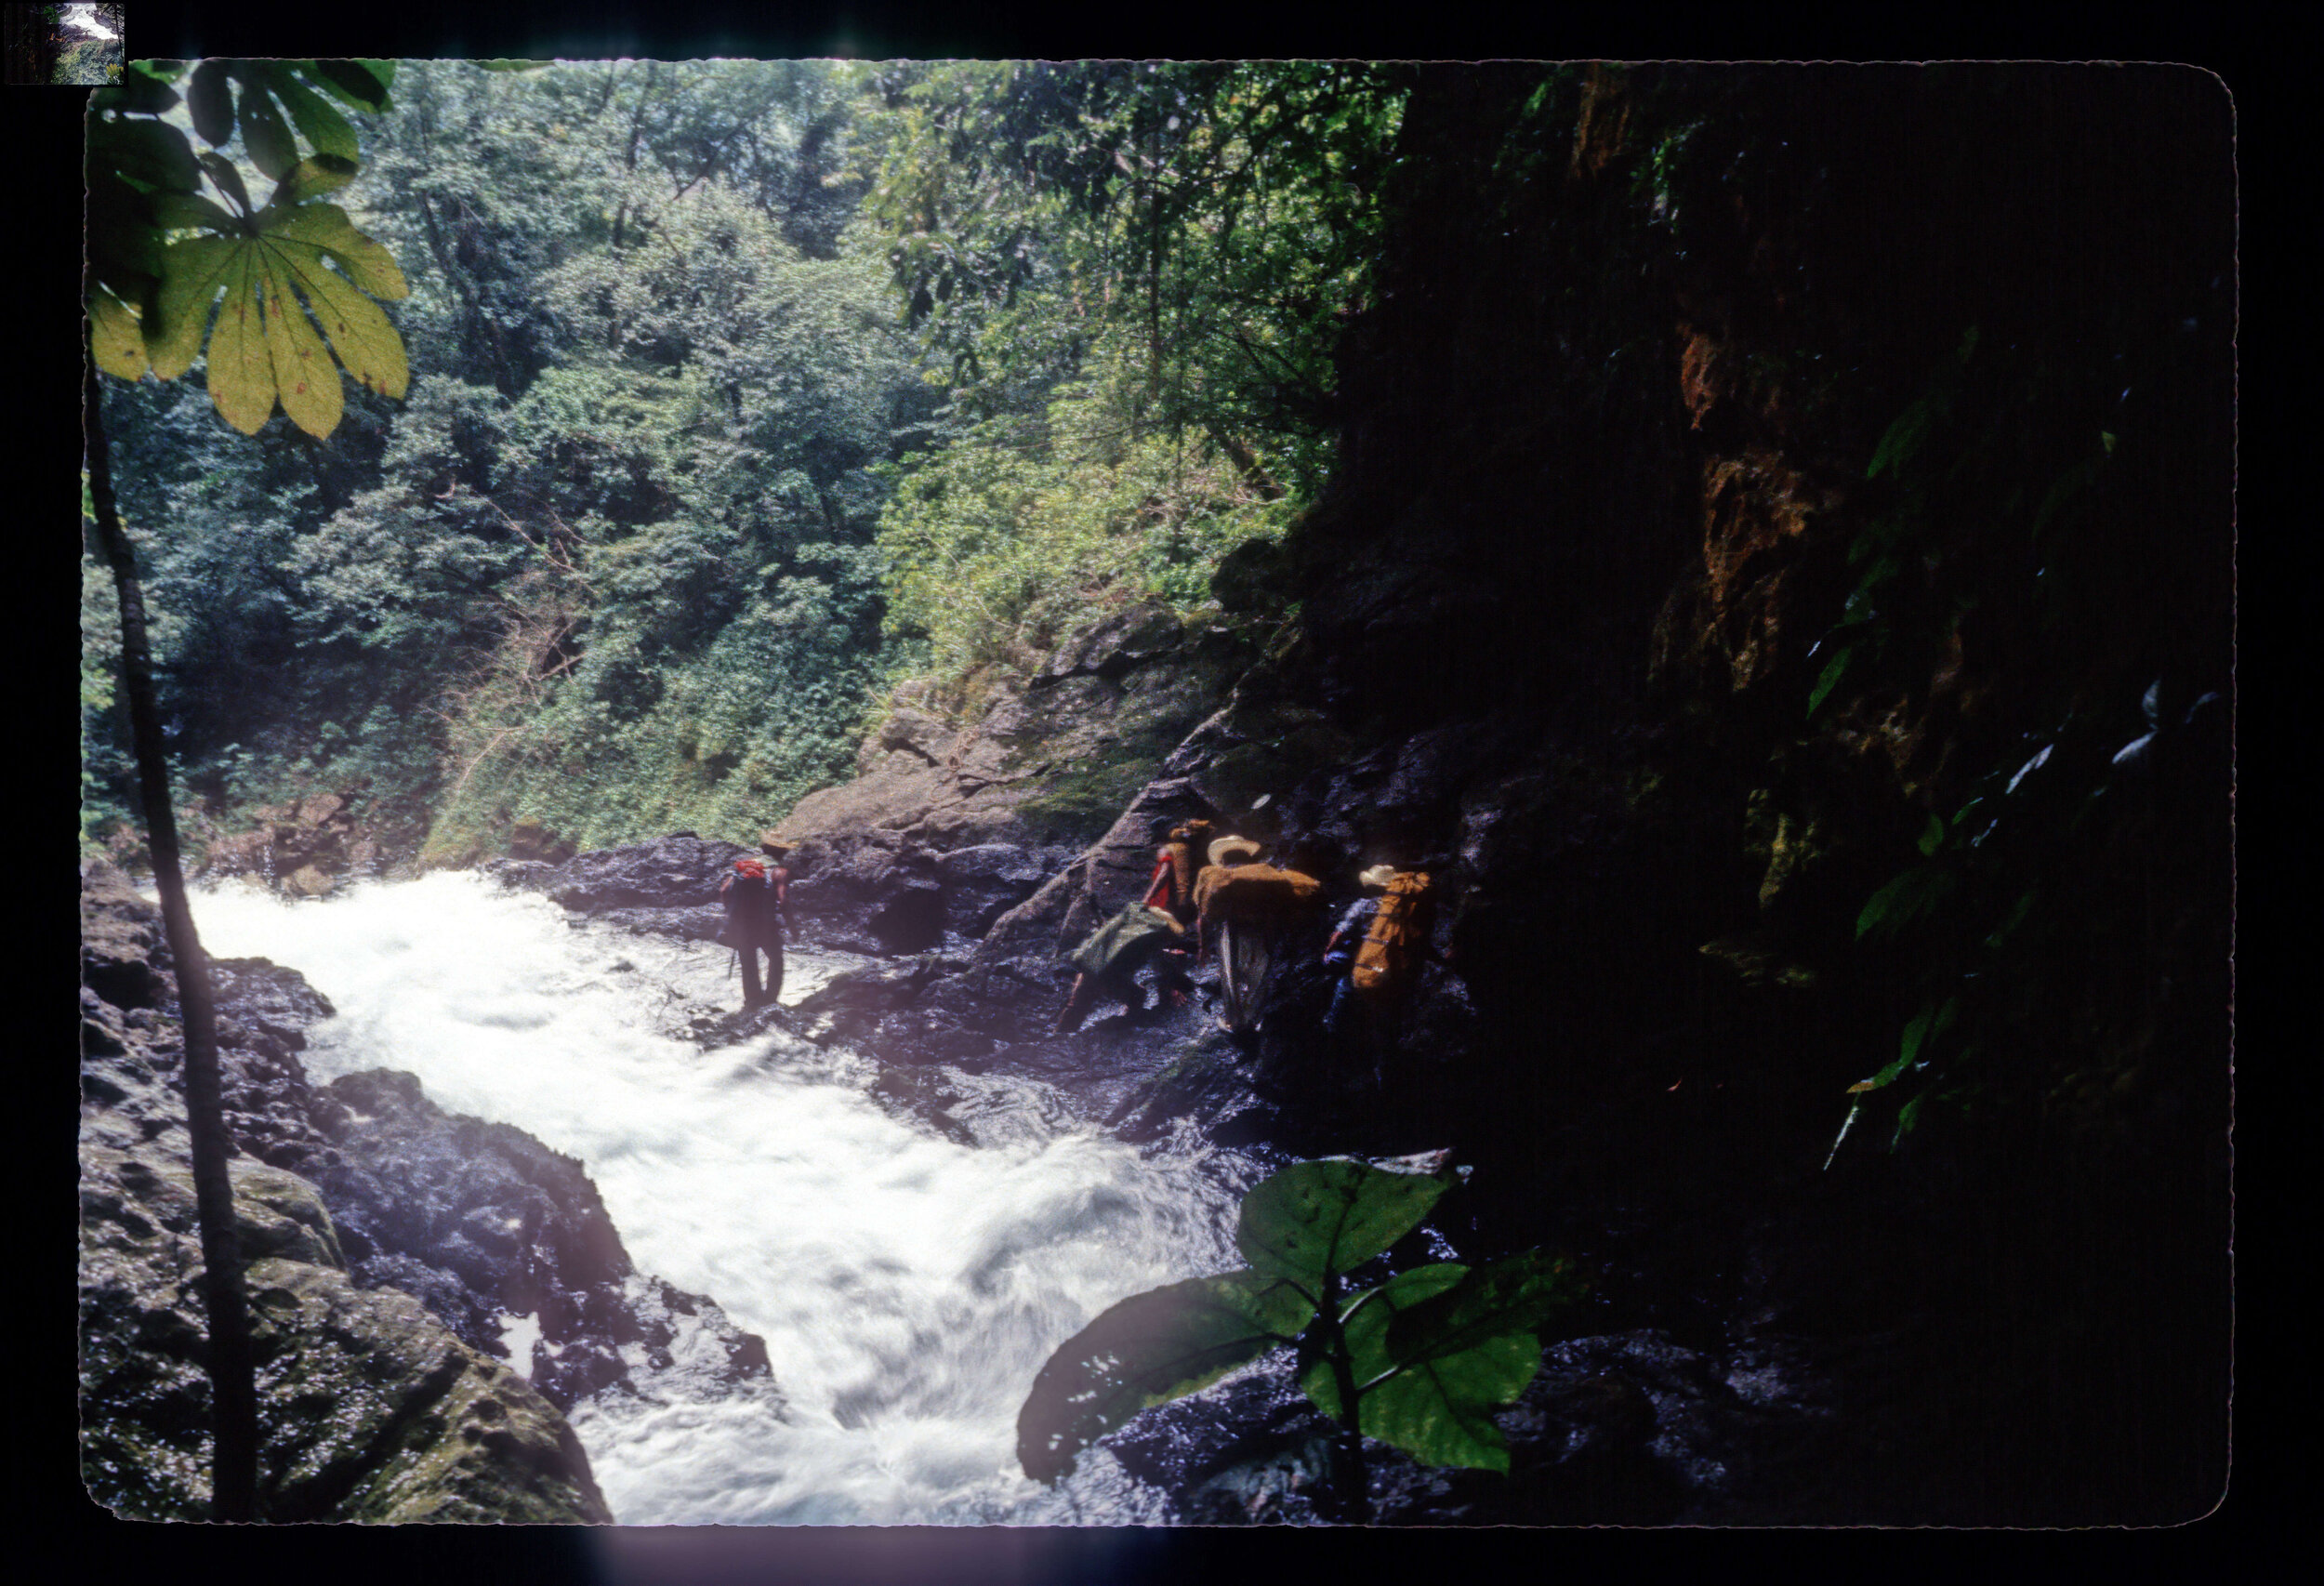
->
[[1016, 1270, 1315, 1483], [1300, 1263, 1541, 1474], [150, 190, 241, 233], [1235, 1157, 1452, 1299], [308, 59, 395, 112], [233, 65, 297, 180], [265, 67, 362, 163], [88, 290, 150, 382], [125, 182, 407, 433], [88, 118, 201, 195], [259, 153, 362, 210], [1380, 1248, 1582, 1371], [145, 235, 238, 379], [1849, 994, 1959, 1094], [262, 203, 410, 299], [204, 249, 276, 434], [1805, 645, 1854, 719], [196, 151, 254, 220], [185, 60, 235, 146], [90, 63, 181, 117], [1855, 864, 1957, 943], [254, 250, 343, 437], [86, 175, 165, 305]]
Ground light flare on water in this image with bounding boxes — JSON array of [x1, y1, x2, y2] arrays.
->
[[188, 871, 1257, 1524]]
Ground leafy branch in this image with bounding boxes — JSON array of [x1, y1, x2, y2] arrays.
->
[[1016, 1155, 1582, 1521]]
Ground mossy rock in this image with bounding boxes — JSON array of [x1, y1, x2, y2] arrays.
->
[[79, 1143, 613, 1523], [1014, 750, 1169, 844]]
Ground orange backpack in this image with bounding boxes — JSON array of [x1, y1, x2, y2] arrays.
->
[[1350, 871, 1432, 996]]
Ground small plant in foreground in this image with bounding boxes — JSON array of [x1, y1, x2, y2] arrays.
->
[[1016, 1153, 1582, 1522]]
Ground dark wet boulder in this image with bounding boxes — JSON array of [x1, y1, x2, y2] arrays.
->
[[78, 1140, 613, 1523], [78, 879, 350, 1174], [1082, 1325, 1805, 1527], [480, 856, 562, 893], [689, 999, 807, 1049], [586, 903, 729, 943], [536, 832, 751, 913], [933, 842, 1055, 939], [867, 1066, 979, 1147], [77, 849, 774, 1516], [1093, 1353, 1335, 1525], [1105, 1035, 1285, 1150], [80, 856, 169, 1010], [309, 1067, 776, 1417], [777, 829, 936, 952]]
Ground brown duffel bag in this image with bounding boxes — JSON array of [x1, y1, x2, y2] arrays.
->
[[1195, 864, 1325, 924]]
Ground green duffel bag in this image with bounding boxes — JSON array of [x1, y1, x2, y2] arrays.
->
[[1068, 903, 1184, 977]]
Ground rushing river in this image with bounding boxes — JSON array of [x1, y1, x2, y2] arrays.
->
[[61, 6, 120, 43], [188, 871, 1261, 1525]]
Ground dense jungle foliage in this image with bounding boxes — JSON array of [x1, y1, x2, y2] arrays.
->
[[84, 59, 1396, 862], [4, 4, 122, 85]]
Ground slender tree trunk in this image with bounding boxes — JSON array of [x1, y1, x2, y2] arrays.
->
[[1145, 125, 1166, 416], [83, 316, 260, 1522], [610, 60, 657, 252]]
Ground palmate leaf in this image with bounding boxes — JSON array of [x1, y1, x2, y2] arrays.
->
[[127, 158, 409, 437], [1300, 1263, 1542, 1474], [1016, 1270, 1315, 1483], [1235, 1156, 1453, 1299]]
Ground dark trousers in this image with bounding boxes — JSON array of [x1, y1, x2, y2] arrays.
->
[[739, 932, 785, 1008], [1327, 974, 1405, 1086]]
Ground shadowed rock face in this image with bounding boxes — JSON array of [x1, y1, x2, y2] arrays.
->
[[77, 857, 780, 1517]]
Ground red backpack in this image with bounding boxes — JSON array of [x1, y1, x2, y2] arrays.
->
[[723, 857, 779, 927]]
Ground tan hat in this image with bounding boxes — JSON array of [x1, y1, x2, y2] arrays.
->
[[1358, 864, 1397, 891], [1208, 835, 1262, 867], [760, 830, 799, 853]]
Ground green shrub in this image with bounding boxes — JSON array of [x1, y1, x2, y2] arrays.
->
[[876, 377, 1291, 707], [1018, 1155, 1582, 1521]]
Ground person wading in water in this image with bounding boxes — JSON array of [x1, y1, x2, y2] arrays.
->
[[720, 832, 795, 1011]]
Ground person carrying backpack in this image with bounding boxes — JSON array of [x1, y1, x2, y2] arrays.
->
[[1322, 863, 1442, 1081], [1194, 835, 1325, 1032], [719, 832, 795, 1011], [1147, 816, 1214, 929]]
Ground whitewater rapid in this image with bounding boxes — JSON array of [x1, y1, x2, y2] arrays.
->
[[62, 6, 120, 44], [187, 871, 1260, 1524]]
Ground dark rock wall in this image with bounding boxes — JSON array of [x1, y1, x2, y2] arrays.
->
[[1167, 63, 2231, 1524]]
